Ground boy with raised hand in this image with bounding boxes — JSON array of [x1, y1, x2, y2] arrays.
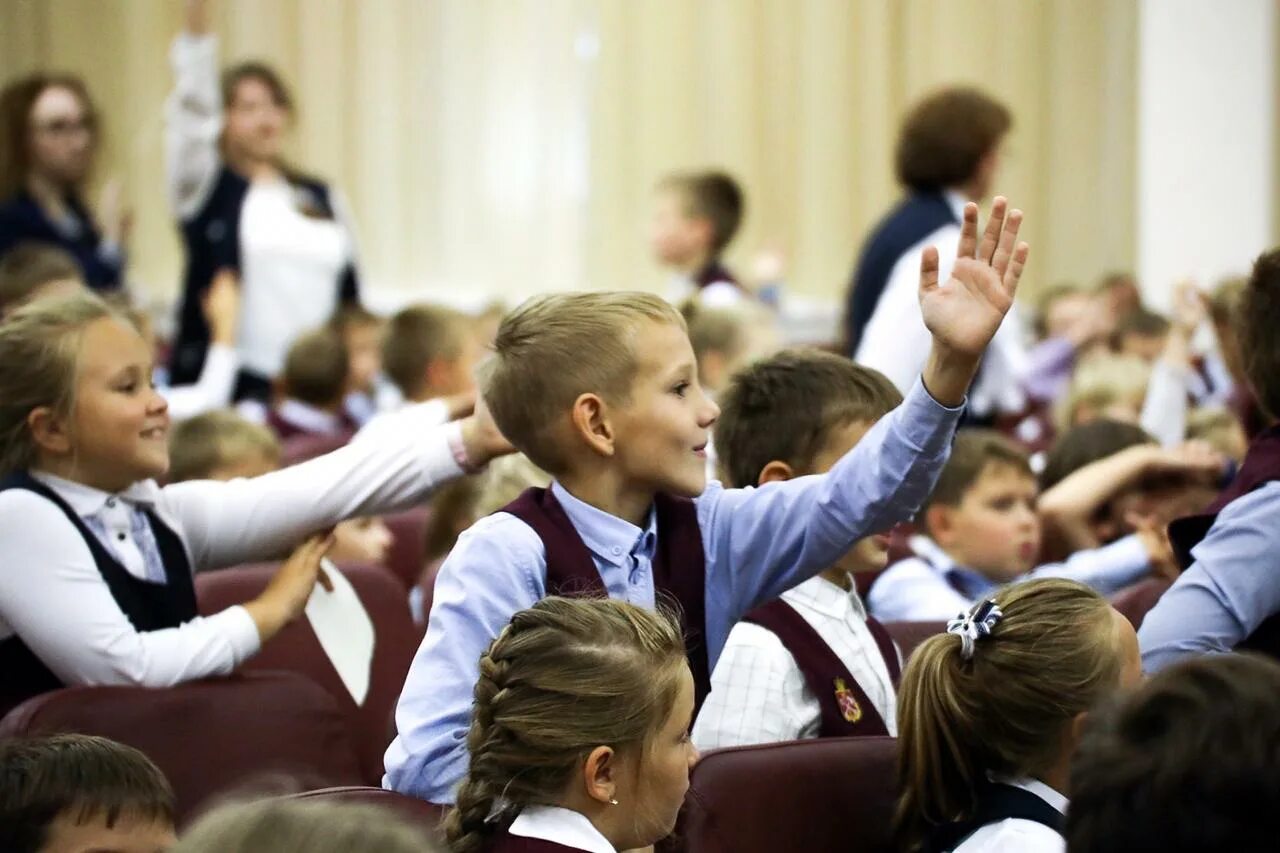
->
[[385, 199, 1029, 803]]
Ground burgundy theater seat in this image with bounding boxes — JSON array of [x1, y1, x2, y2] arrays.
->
[[885, 621, 946, 662], [381, 506, 433, 590], [280, 431, 354, 467], [284, 786, 447, 836], [1110, 577, 1174, 630], [0, 672, 362, 824], [196, 562, 419, 785], [669, 736, 898, 853]]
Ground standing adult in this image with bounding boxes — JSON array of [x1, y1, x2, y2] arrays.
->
[[166, 0, 360, 401], [0, 75, 127, 292], [845, 88, 1023, 420]]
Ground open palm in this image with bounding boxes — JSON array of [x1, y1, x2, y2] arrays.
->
[[918, 197, 1029, 357]]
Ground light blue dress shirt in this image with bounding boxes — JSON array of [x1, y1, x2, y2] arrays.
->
[[383, 378, 962, 802], [1139, 482, 1280, 671]]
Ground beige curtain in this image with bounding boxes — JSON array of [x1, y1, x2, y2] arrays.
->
[[0, 0, 1137, 326]]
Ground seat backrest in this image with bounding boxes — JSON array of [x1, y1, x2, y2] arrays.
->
[[284, 786, 447, 836], [280, 431, 354, 467], [381, 507, 432, 590], [1110, 577, 1173, 629], [0, 672, 363, 824], [195, 562, 420, 785], [670, 736, 898, 853], [885, 621, 946, 663]]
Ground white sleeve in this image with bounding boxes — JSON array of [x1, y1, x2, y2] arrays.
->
[[162, 343, 239, 421], [692, 622, 812, 750], [867, 558, 971, 622], [0, 491, 260, 688], [166, 32, 224, 221], [162, 409, 466, 570], [1141, 360, 1189, 447]]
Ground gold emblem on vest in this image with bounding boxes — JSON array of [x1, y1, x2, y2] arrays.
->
[[834, 677, 862, 724]]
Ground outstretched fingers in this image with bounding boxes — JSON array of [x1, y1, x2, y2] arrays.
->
[[919, 245, 941, 294], [974, 196, 1007, 262], [956, 203, 980, 260], [1002, 241, 1030, 298], [990, 207, 1024, 280]]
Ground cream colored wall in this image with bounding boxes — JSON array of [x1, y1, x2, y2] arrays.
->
[[1, 0, 1137, 316]]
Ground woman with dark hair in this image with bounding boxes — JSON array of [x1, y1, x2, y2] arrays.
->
[[0, 74, 126, 292], [166, 0, 360, 402]]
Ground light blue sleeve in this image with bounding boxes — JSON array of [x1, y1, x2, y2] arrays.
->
[[1139, 483, 1280, 672], [1026, 534, 1151, 596], [696, 377, 962, 664], [867, 558, 972, 622], [382, 513, 545, 803]]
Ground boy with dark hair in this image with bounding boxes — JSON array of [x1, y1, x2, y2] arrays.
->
[[267, 327, 356, 441], [1067, 653, 1280, 853], [693, 350, 906, 746], [1146, 248, 1280, 669], [386, 199, 1029, 802], [869, 429, 1173, 622], [652, 169, 747, 306], [0, 734, 176, 853]]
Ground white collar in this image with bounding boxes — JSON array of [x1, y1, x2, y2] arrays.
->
[[782, 573, 867, 620], [276, 398, 345, 434], [508, 805, 616, 853], [993, 776, 1069, 816], [29, 470, 158, 515], [943, 189, 971, 222]]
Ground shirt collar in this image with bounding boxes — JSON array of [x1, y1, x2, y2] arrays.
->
[[908, 535, 997, 600], [943, 189, 970, 222], [29, 470, 159, 515], [277, 398, 345, 434], [992, 776, 1069, 816], [508, 805, 616, 853], [551, 481, 658, 568], [782, 573, 868, 620]]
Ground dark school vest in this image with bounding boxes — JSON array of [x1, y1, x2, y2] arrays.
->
[[0, 472, 198, 716], [0, 189, 123, 292], [265, 406, 358, 442], [502, 487, 711, 712], [170, 165, 360, 387], [693, 260, 741, 291], [486, 831, 592, 852], [843, 192, 958, 354], [1168, 424, 1280, 656], [925, 782, 1064, 853], [743, 597, 900, 737]]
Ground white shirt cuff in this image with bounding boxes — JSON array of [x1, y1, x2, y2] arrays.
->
[[205, 604, 261, 666]]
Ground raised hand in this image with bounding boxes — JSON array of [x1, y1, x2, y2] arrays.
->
[[919, 196, 1028, 358], [201, 268, 240, 346]]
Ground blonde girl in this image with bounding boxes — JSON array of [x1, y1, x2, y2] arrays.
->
[[446, 597, 698, 853]]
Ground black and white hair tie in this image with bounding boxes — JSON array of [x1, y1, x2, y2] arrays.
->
[[946, 599, 1003, 660]]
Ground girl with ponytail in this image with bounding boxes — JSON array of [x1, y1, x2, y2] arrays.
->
[[894, 578, 1141, 853], [445, 596, 698, 853]]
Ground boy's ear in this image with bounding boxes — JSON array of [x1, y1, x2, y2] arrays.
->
[[757, 460, 796, 486], [924, 504, 954, 544], [27, 406, 72, 457], [582, 745, 618, 806], [570, 393, 615, 457]]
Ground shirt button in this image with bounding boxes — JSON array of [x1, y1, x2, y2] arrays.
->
[[611, 546, 622, 556], [105, 498, 117, 508], [117, 533, 126, 541]]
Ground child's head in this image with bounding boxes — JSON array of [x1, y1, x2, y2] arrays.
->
[[651, 170, 744, 268], [1114, 308, 1170, 363], [0, 734, 175, 853], [328, 305, 384, 396], [1067, 653, 1280, 853], [895, 87, 1011, 198], [381, 304, 480, 402], [281, 328, 349, 412], [1186, 406, 1249, 463], [1096, 271, 1142, 321], [168, 410, 282, 482], [895, 579, 1141, 852], [482, 292, 718, 497], [0, 242, 86, 317], [174, 798, 437, 853], [922, 430, 1040, 582], [0, 294, 169, 491], [1058, 354, 1150, 430], [715, 349, 902, 575], [1208, 274, 1247, 382], [1239, 248, 1280, 420], [446, 596, 696, 853], [679, 298, 779, 395], [1032, 282, 1091, 341]]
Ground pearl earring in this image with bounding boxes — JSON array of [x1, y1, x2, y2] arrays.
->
[[609, 798, 619, 806]]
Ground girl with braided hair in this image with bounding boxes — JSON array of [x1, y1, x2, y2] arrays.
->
[[894, 578, 1141, 853], [445, 596, 698, 853]]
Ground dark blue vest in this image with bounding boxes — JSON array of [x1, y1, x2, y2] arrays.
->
[[843, 193, 958, 354], [169, 165, 360, 387], [0, 189, 123, 292], [925, 781, 1064, 852], [0, 472, 198, 716]]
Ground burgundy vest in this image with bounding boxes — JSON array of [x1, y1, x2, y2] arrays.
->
[[693, 260, 741, 291], [743, 598, 899, 737], [502, 487, 711, 713], [486, 831, 589, 852], [1168, 424, 1280, 655], [266, 406, 357, 442]]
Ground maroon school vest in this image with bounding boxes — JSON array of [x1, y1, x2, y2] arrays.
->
[[486, 832, 589, 853], [1168, 424, 1280, 655], [502, 487, 711, 713], [265, 406, 357, 442], [743, 598, 899, 737], [693, 260, 742, 291]]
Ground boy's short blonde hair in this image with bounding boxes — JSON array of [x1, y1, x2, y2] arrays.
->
[[381, 304, 472, 398], [167, 411, 281, 483], [1058, 354, 1150, 430], [481, 291, 684, 472]]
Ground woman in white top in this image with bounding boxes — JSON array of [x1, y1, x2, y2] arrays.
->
[[165, 0, 360, 402], [893, 578, 1142, 853], [0, 294, 510, 715]]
